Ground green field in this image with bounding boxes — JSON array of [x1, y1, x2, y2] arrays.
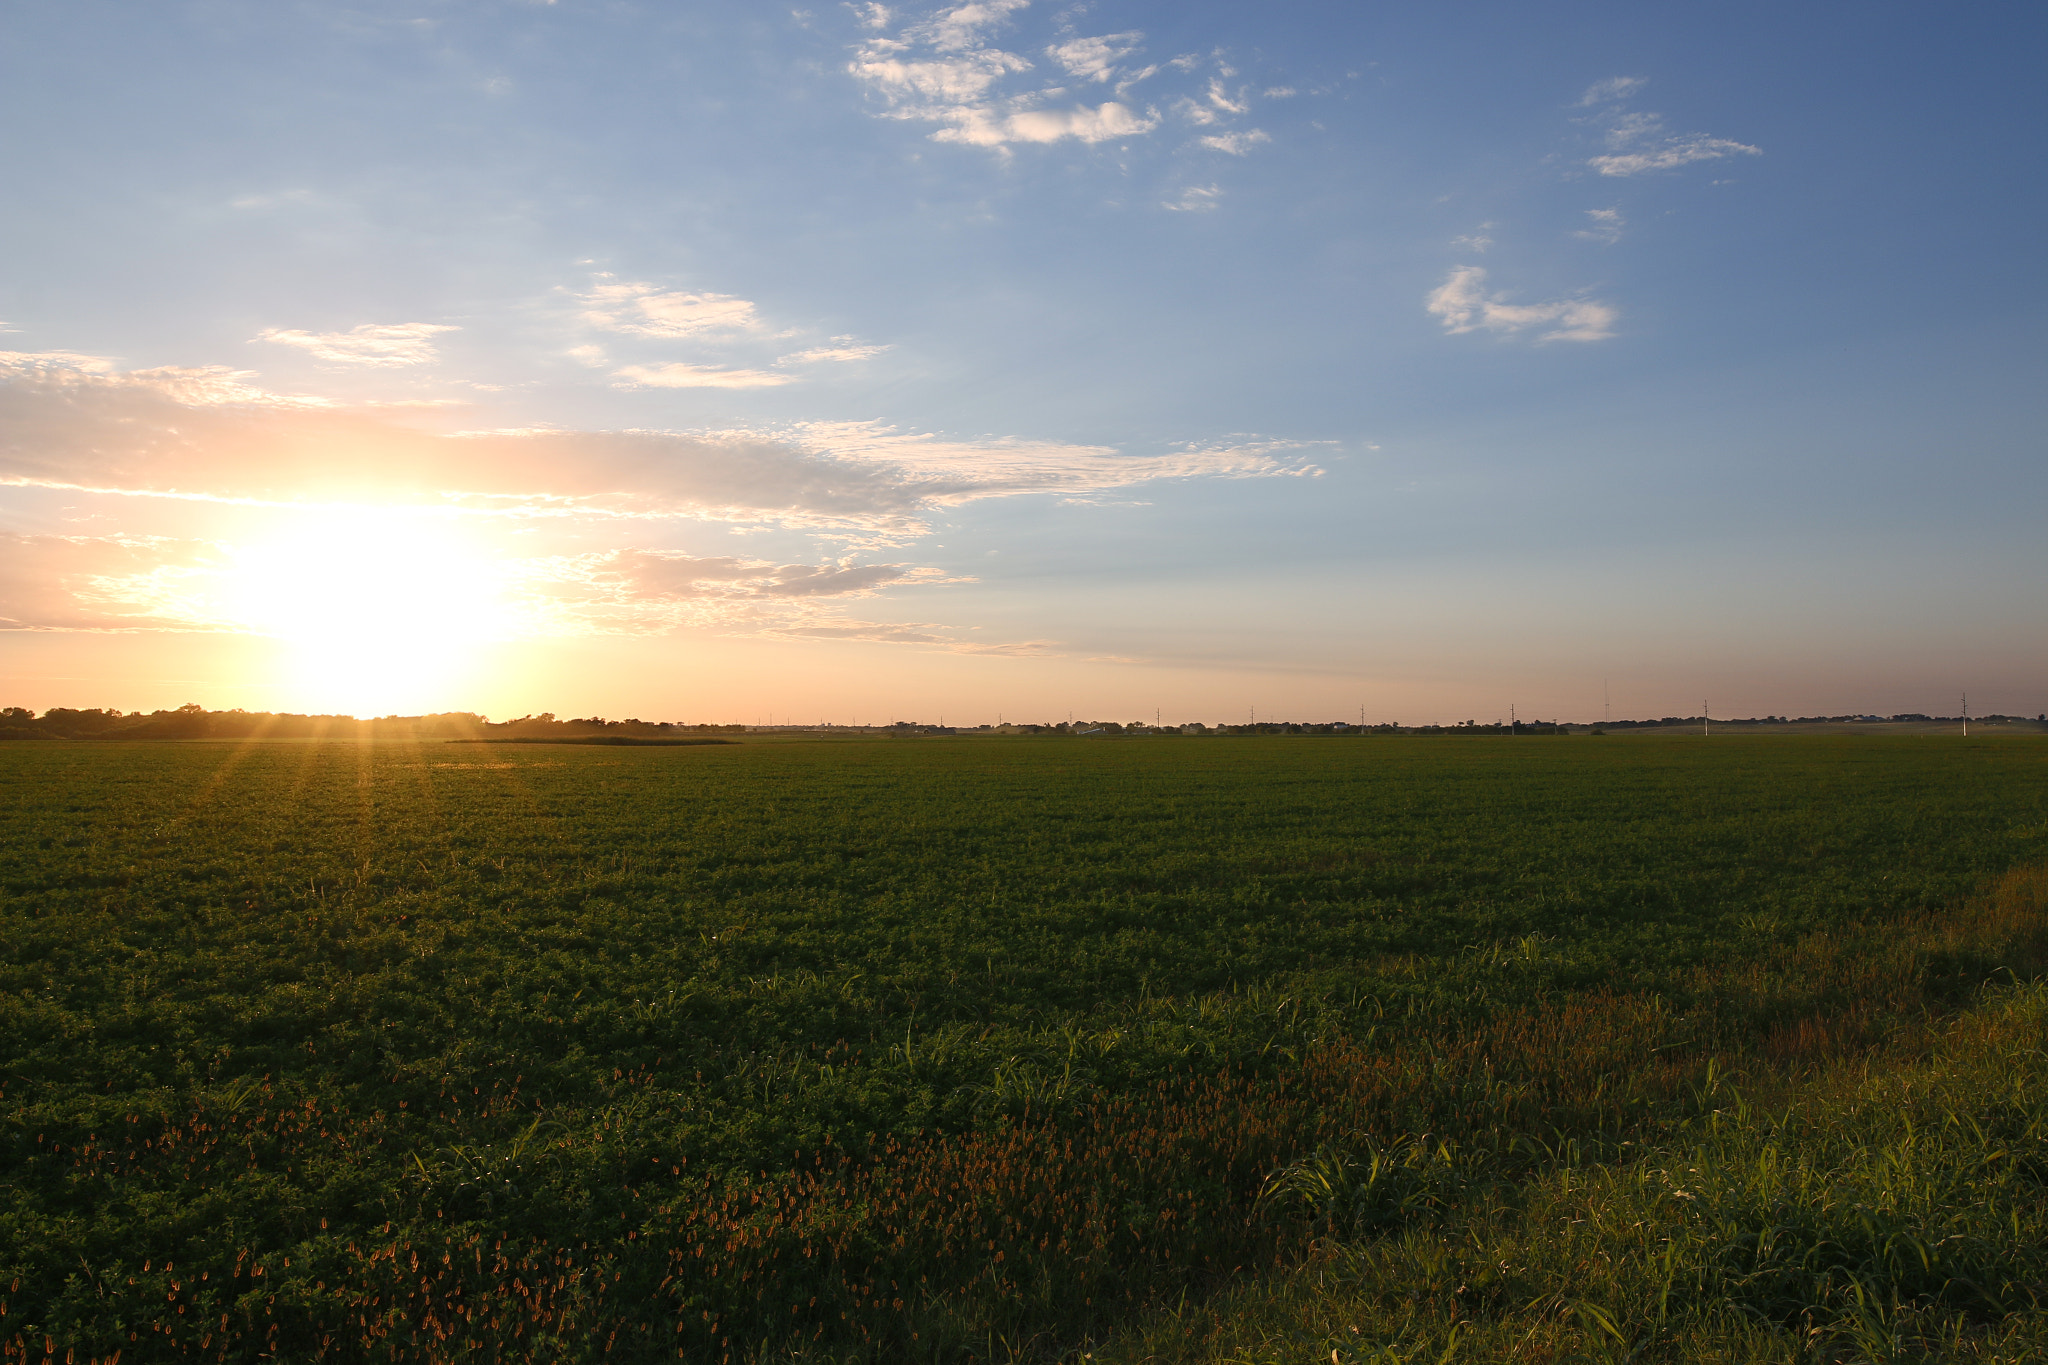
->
[[3, 734, 2046, 1362]]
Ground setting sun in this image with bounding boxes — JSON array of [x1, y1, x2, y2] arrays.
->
[[222, 506, 512, 716]]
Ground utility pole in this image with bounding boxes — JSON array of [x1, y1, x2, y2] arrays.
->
[[1603, 679, 1610, 726], [1963, 692, 1970, 738], [1511, 702, 1517, 735], [1703, 701, 1710, 737]]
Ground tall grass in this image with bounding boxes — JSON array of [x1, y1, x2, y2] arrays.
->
[[1097, 870, 2048, 1364]]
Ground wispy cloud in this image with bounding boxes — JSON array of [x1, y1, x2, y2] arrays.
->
[[505, 547, 976, 638], [1163, 184, 1223, 212], [1577, 78, 1760, 177], [1425, 266, 1617, 343], [847, 4, 1271, 158], [1575, 76, 1647, 108], [790, 421, 1322, 511], [1198, 129, 1269, 155], [1574, 207, 1625, 244], [934, 100, 1157, 147], [0, 353, 1321, 536], [778, 340, 891, 363], [850, 46, 1032, 110], [577, 282, 888, 382], [1204, 77, 1247, 115], [1047, 32, 1142, 83], [915, 0, 1027, 52], [256, 322, 457, 366], [580, 283, 762, 338], [611, 363, 793, 389], [0, 350, 333, 408]]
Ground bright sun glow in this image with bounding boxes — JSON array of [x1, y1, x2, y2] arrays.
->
[[224, 506, 516, 717]]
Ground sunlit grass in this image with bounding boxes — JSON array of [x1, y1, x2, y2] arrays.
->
[[2, 737, 2045, 1361]]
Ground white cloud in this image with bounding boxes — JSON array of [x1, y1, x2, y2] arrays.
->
[[1590, 134, 1761, 177], [1451, 230, 1495, 253], [851, 1, 892, 27], [1262, 86, 1295, 98], [790, 421, 1321, 510], [256, 322, 457, 367], [778, 340, 891, 363], [1576, 76, 1647, 107], [1112, 64, 1159, 96], [1163, 184, 1223, 212], [0, 350, 333, 408], [611, 363, 793, 389], [566, 344, 609, 366], [912, 0, 1028, 52], [1198, 129, 1269, 155], [581, 284, 762, 338], [1425, 266, 1617, 343], [1574, 207, 1625, 244], [1205, 77, 1247, 115], [0, 353, 1321, 537], [1574, 77, 1761, 177], [850, 47, 1032, 108], [933, 99, 1156, 147], [847, 8, 1273, 153], [1047, 31, 1142, 82]]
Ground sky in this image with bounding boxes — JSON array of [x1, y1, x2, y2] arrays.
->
[[2, 0, 2044, 726]]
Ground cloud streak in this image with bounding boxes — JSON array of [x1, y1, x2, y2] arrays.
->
[[611, 363, 792, 389], [778, 340, 892, 364], [1163, 184, 1222, 212], [0, 354, 1321, 536], [257, 322, 458, 366], [580, 284, 763, 338], [1425, 267, 1617, 343], [1577, 78, 1761, 177]]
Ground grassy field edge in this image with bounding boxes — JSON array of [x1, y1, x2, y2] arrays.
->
[[1085, 867, 2048, 1365]]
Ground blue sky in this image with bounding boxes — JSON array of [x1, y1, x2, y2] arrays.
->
[[2, 0, 2043, 724]]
